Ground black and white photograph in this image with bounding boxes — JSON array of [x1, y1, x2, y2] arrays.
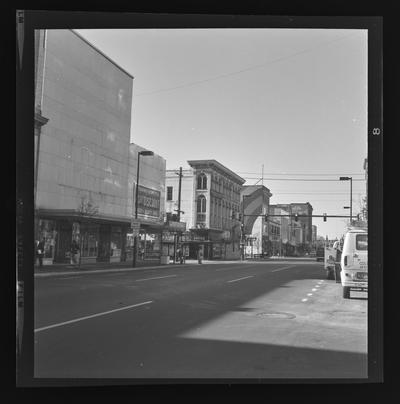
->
[[16, 11, 383, 386]]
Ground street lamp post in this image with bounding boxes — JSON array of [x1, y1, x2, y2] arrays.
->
[[133, 150, 154, 268], [340, 176, 353, 224]]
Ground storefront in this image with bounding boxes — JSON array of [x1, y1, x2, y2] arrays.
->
[[161, 221, 187, 261], [125, 220, 164, 262], [35, 211, 130, 265], [35, 218, 57, 265]]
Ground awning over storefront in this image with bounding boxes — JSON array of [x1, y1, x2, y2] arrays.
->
[[36, 209, 131, 225]]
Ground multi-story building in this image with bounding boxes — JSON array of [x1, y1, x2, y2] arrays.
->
[[165, 160, 245, 259], [34, 29, 166, 264], [274, 202, 313, 254], [241, 185, 272, 256], [312, 225, 317, 249], [269, 205, 291, 256], [126, 144, 166, 261]]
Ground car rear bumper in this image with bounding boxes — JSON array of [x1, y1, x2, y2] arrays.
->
[[341, 280, 368, 289]]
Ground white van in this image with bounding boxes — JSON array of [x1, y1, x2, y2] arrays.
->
[[340, 228, 368, 298]]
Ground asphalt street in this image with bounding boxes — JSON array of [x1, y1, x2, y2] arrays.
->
[[34, 259, 367, 379]]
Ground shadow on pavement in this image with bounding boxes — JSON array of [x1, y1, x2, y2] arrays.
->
[[34, 262, 368, 380]]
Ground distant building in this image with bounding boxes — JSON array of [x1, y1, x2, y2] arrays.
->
[[241, 185, 272, 257], [290, 203, 313, 250], [269, 205, 291, 256], [273, 202, 313, 255], [165, 160, 245, 259], [312, 225, 317, 243]]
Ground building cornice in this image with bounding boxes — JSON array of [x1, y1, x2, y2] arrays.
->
[[187, 160, 245, 185]]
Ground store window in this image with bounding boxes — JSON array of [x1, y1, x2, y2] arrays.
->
[[36, 219, 57, 259], [110, 226, 122, 257], [79, 224, 99, 257], [197, 195, 206, 223], [167, 186, 173, 201], [140, 233, 161, 258]]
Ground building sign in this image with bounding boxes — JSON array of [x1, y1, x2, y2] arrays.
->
[[136, 185, 160, 218], [166, 221, 187, 232]]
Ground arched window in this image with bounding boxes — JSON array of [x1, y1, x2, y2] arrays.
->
[[197, 195, 207, 223], [197, 173, 207, 190], [197, 195, 206, 213]]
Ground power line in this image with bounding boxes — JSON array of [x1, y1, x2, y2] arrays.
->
[[243, 177, 365, 182], [134, 31, 361, 97], [271, 192, 365, 195], [237, 172, 364, 176]]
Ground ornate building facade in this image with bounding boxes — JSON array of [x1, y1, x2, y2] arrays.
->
[[165, 160, 245, 260]]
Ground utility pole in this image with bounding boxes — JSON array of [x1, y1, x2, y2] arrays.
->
[[174, 167, 183, 263], [177, 167, 182, 222]]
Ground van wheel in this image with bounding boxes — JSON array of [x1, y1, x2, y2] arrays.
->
[[343, 286, 350, 299]]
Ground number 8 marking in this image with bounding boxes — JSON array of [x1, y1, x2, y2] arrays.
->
[[372, 128, 381, 135]]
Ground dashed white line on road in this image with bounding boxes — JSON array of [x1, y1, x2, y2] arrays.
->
[[57, 276, 83, 280], [302, 298, 308, 302], [227, 276, 254, 283], [307, 293, 313, 296], [34, 301, 153, 333], [271, 265, 295, 272], [135, 275, 177, 282], [216, 266, 248, 271], [312, 288, 317, 291], [315, 285, 320, 288]]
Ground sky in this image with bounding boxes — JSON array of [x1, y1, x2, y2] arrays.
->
[[76, 28, 368, 240]]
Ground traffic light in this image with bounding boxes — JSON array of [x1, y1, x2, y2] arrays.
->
[[294, 213, 299, 222], [231, 211, 236, 220], [264, 214, 268, 221], [356, 213, 360, 221], [323, 213, 327, 222], [238, 213, 242, 221]]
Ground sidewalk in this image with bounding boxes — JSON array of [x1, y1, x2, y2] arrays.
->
[[35, 259, 167, 275], [33, 256, 311, 277], [34, 258, 207, 277]]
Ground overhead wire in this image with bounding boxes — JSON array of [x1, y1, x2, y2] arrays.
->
[[134, 31, 362, 97]]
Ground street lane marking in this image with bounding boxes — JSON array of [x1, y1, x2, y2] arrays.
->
[[135, 275, 177, 282], [315, 285, 320, 288], [302, 298, 308, 302], [216, 266, 249, 271], [312, 288, 317, 291], [271, 265, 295, 272], [58, 276, 83, 280], [307, 293, 313, 296], [227, 276, 254, 283], [34, 301, 153, 333]]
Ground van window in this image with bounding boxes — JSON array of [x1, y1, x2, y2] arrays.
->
[[356, 234, 368, 250]]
